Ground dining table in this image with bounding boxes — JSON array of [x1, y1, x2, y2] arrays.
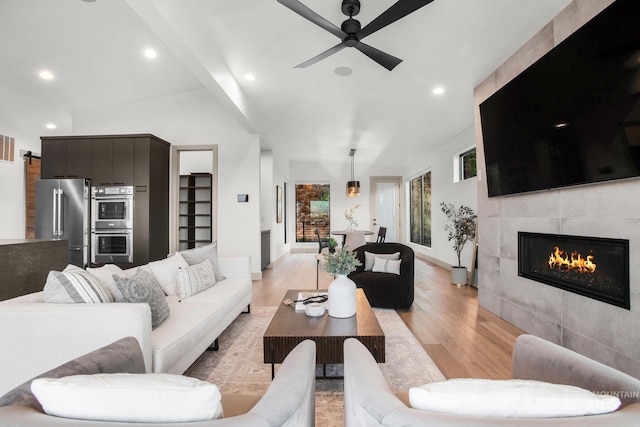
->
[[330, 229, 374, 246]]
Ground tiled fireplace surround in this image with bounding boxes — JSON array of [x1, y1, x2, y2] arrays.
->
[[474, 0, 640, 378]]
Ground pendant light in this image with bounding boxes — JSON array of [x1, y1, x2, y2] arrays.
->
[[346, 148, 360, 197]]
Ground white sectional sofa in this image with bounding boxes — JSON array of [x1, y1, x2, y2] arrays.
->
[[0, 246, 252, 397]]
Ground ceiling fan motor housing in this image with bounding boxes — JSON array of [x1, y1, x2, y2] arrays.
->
[[341, 0, 360, 16], [341, 18, 361, 41]]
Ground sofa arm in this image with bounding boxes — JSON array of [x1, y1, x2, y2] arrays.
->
[[0, 303, 153, 396], [344, 338, 406, 427], [218, 256, 251, 279], [512, 334, 640, 408]]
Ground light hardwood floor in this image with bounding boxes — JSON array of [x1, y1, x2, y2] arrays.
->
[[252, 251, 524, 380]]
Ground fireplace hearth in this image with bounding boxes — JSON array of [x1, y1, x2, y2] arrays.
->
[[518, 232, 629, 309]]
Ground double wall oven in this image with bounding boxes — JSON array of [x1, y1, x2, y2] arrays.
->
[[91, 185, 134, 264]]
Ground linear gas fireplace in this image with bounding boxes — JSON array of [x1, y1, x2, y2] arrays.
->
[[518, 232, 629, 309]]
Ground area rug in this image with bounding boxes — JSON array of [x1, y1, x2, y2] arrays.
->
[[185, 306, 445, 426]]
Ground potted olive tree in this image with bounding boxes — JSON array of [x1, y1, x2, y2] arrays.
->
[[440, 202, 477, 285]]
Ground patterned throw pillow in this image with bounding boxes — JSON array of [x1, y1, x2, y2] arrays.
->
[[179, 242, 225, 282], [43, 265, 113, 303], [176, 259, 216, 301], [372, 257, 401, 275], [113, 269, 170, 329], [364, 251, 400, 271]]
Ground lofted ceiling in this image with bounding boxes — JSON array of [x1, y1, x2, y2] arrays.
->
[[0, 0, 571, 170]]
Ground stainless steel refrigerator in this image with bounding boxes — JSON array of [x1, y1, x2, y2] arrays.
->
[[35, 178, 90, 267]]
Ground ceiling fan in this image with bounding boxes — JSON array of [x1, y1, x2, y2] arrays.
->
[[277, 0, 434, 71]]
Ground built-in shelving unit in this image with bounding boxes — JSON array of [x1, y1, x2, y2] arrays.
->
[[179, 173, 212, 250]]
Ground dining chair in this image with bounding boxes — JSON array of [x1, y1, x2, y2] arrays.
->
[[376, 226, 387, 243], [344, 231, 366, 250]]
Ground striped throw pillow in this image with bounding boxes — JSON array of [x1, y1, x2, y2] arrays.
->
[[176, 259, 216, 301], [43, 265, 114, 303], [372, 257, 401, 275]]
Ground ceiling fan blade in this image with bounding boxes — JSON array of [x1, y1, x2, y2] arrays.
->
[[355, 42, 402, 71], [277, 0, 347, 39], [294, 43, 347, 68], [357, 0, 434, 40]]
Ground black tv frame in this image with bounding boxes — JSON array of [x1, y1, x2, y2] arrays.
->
[[480, 0, 640, 198]]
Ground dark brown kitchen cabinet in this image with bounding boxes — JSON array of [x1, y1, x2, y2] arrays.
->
[[91, 138, 113, 185], [132, 135, 170, 265], [40, 139, 67, 178], [66, 139, 92, 178], [112, 138, 134, 185], [41, 134, 170, 267], [41, 138, 92, 179], [92, 137, 134, 186]]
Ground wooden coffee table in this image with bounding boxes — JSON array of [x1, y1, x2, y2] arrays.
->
[[263, 288, 385, 377]]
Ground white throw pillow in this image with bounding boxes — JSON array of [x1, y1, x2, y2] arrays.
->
[[43, 265, 113, 303], [177, 259, 217, 301], [372, 257, 401, 275], [409, 378, 621, 418], [31, 373, 223, 423], [148, 252, 189, 296], [86, 264, 124, 300], [364, 251, 400, 271]]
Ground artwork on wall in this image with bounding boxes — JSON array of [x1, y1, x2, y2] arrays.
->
[[276, 185, 283, 223]]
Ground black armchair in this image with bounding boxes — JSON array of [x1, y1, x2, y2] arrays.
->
[[348, 243, 414, 309]]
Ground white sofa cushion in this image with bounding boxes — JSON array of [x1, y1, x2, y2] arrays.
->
[[43, 265, 113, 303], [31, 373, 223, 422], [176, 259, 216, 301], [148, 253, 189, 296], [180, 277, 251, 317], [113, 270, 170, 329], [152, 301, 225, 373], [409, 378, 621, 418]]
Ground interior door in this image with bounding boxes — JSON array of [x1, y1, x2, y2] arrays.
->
[[370, 177, 402, 242]]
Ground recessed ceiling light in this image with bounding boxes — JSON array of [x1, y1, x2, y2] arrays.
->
[[144, 49, 157, 59], [244, 73, 256, 81], [554, 122, 570, 129], [432, 86, 445, 95], [46, 123, 57, 129], [334, 66, 353, 76], [39, 70, 54, 80]]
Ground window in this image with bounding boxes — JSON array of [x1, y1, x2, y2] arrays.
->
[[409, 171, 431, 247], [295, 184, 330, 242], [459, 148, 477, 180]]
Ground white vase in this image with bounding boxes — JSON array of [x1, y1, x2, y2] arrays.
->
[[328, 274, 357, 318]]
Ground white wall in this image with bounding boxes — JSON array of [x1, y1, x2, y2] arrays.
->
[[404, 125, 478, 270], [72, 89, 262, 275], [271, 148, 290, 262], [0, 126, 41, 239]]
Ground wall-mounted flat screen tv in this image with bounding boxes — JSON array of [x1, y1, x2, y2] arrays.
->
[[479, 0, 640, 197]]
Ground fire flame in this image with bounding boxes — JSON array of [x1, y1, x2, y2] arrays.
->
[[548, 246, 596, 273]]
